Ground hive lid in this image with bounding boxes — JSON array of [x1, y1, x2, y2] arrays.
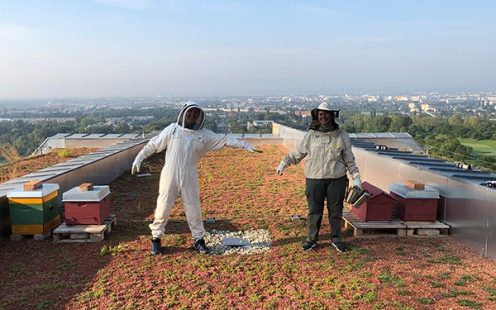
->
[[63, 185, 111, 202], [7, 183, 59, 198], [389, 183, 439, 199]]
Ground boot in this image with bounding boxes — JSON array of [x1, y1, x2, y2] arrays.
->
[[194, 238, 210, 254], [151, 238, 161, 255]]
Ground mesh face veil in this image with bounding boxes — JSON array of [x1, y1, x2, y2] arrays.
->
[[177, 102, 205, 130]]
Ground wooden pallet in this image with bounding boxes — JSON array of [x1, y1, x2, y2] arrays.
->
[[343, 211, 450, 238], [10, 231, 52, 241], [403, 221, 450, 236], [342, 211, 407, 237], [53, 214, 117, 243]]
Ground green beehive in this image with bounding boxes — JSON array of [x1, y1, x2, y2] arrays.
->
[[7, 183, 61, 235]]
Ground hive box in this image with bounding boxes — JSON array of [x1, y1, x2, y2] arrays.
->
[[63, 185, 111, 225], [389, 183, 440, 221], [7, 183, 61, 235], [350, 182, 397, 221]]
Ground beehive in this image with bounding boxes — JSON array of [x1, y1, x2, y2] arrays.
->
[[7, 183, 61, 235], [350, 182, 397, 221], [63, 185, 111, 225], [389, 183, 440, 221]]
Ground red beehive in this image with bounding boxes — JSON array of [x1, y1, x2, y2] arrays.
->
[[63, 184, 111, 225], [350, 182, 397, 221], [389, 183, 440, 221]]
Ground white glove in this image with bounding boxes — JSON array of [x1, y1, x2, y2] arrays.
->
[[131, 158, 142, 175], [276, 161, 286, 175], [352, 176, 362, 190]]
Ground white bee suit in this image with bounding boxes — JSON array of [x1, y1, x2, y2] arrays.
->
[[132, 103, 254, 240]]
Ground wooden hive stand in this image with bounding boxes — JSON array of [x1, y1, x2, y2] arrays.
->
[[53, 214, 117, 243], [403, 221, 450, 237], [342, 211, 407, 237]]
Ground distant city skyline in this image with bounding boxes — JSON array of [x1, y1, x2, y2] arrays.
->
[[1, 0, 495, 99]]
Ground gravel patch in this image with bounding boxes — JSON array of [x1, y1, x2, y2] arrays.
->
[[204, 229, 272, 255]]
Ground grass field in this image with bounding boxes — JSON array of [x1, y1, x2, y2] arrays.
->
[[459, 138, 496, 157]]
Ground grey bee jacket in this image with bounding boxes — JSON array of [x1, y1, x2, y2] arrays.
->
[[281, 128, 360, 180]]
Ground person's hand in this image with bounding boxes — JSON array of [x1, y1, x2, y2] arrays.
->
[[352, 176, 362, 190], [242, 142, 262, 153], [276, 161, 286, 176], [131, 158, 142, 175]]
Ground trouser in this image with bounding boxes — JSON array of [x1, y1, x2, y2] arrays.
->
[[149, 172, 206, 240], [305, 176, 348, 243]]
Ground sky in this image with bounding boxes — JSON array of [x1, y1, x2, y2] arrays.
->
[[0, 0, 495, 98]]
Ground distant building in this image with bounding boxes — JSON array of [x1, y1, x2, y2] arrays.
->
[[363, 95, 378, 103], [394, 96, 409, 102], [247, 120, 273, 130], [294, 110, 311, 118], [409, 96, 422, 103], [407, 103, 418, 112]]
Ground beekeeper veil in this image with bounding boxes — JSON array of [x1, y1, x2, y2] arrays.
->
[[177, 101, 205, 130]]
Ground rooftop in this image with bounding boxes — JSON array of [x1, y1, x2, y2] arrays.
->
[[1, 145, 496, 309]]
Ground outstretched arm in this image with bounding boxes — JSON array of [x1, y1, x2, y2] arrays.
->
[[131, 124, 174, 174], [203, 130, 260, 153], [277, 133, 309, 175]]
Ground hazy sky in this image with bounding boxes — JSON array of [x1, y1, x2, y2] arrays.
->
[[0, 0, 495, 98]]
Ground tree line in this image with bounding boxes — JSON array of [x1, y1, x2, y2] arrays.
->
[[342, 112, 496, 171], [0, 110, 495, 171], [0, 109, 181, 156]]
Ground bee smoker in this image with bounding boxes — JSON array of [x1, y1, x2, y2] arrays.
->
[[346, 186, 371, 208]]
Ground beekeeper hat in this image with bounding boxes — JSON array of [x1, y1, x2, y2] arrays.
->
[[311, 102, 340, 120], [177, 101, 205, 130]]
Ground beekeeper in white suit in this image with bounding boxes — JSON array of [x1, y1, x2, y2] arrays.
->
[[132, 102, 259, 255]]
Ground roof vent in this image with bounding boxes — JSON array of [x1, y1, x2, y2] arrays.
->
[[456, 162, 472, 170], [485, 180, 496, 188], [375, 145, 389, 151]]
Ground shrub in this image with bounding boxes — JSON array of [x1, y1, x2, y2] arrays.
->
[[56, 148, 74, 158], [0, 143, 21, 179]]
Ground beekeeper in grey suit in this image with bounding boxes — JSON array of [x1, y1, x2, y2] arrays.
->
[[132, 102, 259, 255], [277, 102, 361, 253]]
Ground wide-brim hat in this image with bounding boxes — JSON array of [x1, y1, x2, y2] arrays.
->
[[311, 102, 340, 120]]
